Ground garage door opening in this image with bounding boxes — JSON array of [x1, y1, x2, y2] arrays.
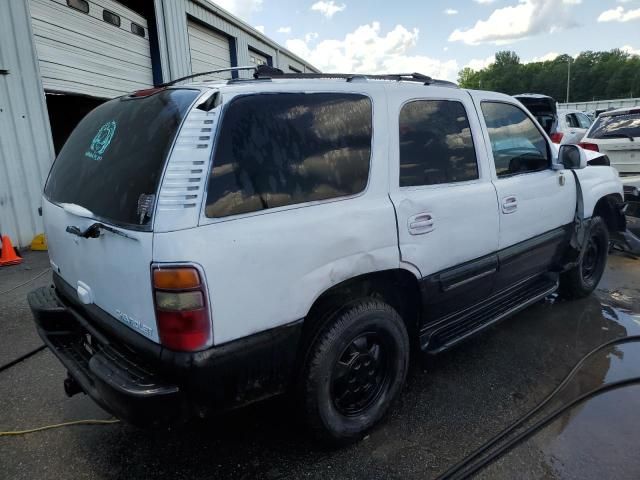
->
[[45, 92, 105, 154]]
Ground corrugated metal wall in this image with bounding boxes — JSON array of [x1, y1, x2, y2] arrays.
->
[[156, 0, 318, 83], [0, 0, 55, 247]]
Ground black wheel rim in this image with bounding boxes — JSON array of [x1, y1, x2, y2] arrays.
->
[[330, 331, 391, 416], [581, 234, 600, 282]]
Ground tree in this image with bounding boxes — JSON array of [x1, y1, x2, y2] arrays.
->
[[457, 48, 640, 101]]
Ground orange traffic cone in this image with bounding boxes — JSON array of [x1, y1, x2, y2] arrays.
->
[[0, 234, 22, 266]]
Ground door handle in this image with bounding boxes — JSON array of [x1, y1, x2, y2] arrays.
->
[[502, 196, 518, 214], [408, 213, 434, 235]]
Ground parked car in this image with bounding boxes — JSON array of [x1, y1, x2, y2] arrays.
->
[[513, 95, 591, 145], [555, 108, 592, 145], [30, 69, 626, 444], [580, 106, 640, 200], [513, 93, 558, 137]]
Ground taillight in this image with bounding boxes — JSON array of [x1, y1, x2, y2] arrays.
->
[[579, 142, 599, 152], [153, 266, 211, 351], [550, 132, 564, 143]]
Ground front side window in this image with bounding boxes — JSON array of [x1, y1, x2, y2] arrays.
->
[[399, 100, 478, 187], [576, 112, 592, 129], [481, 102, 550, 178], [205, 93, 372, 218]]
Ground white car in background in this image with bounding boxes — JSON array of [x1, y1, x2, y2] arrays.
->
[[555, 108, 592, 145], [580, 106, 640, 198]]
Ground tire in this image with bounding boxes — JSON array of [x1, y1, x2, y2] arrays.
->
[[559, 216, 609, 299], [300, 299, 409, 444]]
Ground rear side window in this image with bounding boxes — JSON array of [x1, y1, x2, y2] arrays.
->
[[399, 100, 478, 187], [205, 93, 372, 218], [481, 102, 549, 177], [45, 89, 199, 228], [589, 112, 640, 139]]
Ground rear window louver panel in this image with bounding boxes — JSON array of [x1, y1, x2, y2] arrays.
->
[[157, 109, 213, 212]]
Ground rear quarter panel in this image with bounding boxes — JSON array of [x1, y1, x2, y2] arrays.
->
[[153, 83, 401, 345]]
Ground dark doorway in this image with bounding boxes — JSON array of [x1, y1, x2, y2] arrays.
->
[[45, 92, 106, 154]]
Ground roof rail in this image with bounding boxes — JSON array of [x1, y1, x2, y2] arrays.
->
[[157, 64, 458, 88], [157, 66, 256, 87], [252, 65, 458, 87]]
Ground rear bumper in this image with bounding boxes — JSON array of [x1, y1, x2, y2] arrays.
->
[[28, 281, 302, 425]]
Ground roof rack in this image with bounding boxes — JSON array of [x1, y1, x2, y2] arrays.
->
[[250, 65, 458, 87], [156, 64, 458, 88], [157, 66, 256, 87]]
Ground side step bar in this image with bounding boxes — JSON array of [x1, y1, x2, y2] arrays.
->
[[421, 276, 558, 354]]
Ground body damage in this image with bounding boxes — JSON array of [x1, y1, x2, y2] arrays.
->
[[153, 196, 401, 345]]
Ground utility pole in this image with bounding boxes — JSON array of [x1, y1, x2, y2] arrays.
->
[[566, 57, 571, 104]]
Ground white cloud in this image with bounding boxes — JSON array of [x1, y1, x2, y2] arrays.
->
[[465, 55, 495, 71], [449, 0, 581, 45], [277, 26, 292, 34], [597, 6, 640, 22], [286, 22, 459, 81], [444, 8, 458, 15], [209, 0, 263, 19], [311, 1, 346, 18], [621, 45, 640, 56], [473, 0, 496, 4], [527, 51, 560, 62], [305, 32, 319, 43], [254, 25, 265, 33]]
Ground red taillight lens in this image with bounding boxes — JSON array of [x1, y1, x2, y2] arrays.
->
[[579, 142, 599, 152], [153, 266, 211, 351], [550, 132, 564, 143], [156, 310, 210, 351]]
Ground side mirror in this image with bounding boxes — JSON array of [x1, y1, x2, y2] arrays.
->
[[558, 144, 588, 170]]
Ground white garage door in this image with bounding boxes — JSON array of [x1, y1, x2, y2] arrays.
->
[[29, 0, 153, 98], [187, 20, 232, 81], [249, 49, 269, 67]]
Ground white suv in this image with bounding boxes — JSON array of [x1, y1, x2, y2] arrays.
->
[[29, 68, 626, 443]]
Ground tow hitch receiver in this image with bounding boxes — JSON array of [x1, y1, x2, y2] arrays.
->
[[64, 374, 83, 397]]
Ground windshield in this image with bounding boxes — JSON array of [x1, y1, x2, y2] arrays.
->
[[589, 112, 640, 140], [44, 88, 200, 228]]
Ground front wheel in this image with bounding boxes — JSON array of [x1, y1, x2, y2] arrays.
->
[[300, 299, 409, 444], [559, 216, 609, 299]]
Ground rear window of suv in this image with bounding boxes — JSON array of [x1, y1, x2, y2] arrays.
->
[[205, 93, 372, 218], [589, 112, 640, 139], [44, 88, 199, 228]]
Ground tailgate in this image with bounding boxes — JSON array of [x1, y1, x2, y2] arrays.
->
[[44, 200, 158, 341], [41, 88, 202, 343]]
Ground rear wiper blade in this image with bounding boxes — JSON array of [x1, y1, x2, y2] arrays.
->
[[601, 133, 635, 141], [66, 223, 138, 241]]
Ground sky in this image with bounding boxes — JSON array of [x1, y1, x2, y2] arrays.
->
[[210, 0, 640, 81]]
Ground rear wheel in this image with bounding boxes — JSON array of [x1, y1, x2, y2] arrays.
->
[[559, 216, 609, 299], [300, 299, 409, 444]]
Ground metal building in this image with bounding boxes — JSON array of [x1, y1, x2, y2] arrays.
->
[[0, 0, 318, 247]]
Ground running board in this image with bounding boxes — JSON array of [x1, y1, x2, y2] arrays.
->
[[420, 276, 558, 354]]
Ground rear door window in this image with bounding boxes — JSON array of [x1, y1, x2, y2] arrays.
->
[[399, 100, 478, 187], [205, 93, 372, 218], [45, 88, 199, 228], [589, 112, 640, 139]]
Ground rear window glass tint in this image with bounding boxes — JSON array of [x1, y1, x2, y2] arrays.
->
[[399, 100, 478, 187], [205, 93, 372, 218], [45, 89, 199, 228], [589, 113, 640, 139]]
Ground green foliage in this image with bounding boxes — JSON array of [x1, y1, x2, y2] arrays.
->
[[458, 49, 640, 102]]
